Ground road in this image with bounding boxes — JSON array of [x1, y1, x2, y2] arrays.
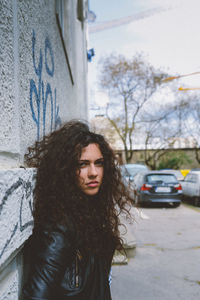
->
[[111, 203, 200, 300]]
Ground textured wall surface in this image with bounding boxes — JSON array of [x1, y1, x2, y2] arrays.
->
[[0, 256, 21, 300], [0, 1, 20, 163], [0, 0, 88, 168], [0, 168, 34, 269], [0, 1, 88, 297], [0, 168, 35, 299]]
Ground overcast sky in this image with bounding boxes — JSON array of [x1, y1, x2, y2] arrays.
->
[[88, 0, 200, 111]]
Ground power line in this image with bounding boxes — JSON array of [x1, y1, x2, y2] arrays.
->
[[88, 6, 173, 34]]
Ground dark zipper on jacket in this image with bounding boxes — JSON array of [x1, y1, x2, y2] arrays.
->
[[75, 254, 79, 287], [75, 250, 82, 287]]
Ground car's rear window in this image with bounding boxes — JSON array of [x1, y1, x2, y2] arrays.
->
[[127, 167, 145, 176], [126, 166, 147, 176], [146, 174, 177, 184]]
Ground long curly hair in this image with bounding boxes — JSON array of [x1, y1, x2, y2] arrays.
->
[[25, 120, 134, 258]]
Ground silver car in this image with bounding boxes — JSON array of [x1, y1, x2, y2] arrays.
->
[[181, 171, 200, 206], [159, 169, 184, 181]]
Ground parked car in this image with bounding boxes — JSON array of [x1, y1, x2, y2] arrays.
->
[[120, 163, 149, 183], [159, 169, 184, 181], [132, 171, 182, 207], [181, 171, 200, 206]]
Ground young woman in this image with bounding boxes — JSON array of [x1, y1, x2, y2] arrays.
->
[[22, 120, 134, 300]]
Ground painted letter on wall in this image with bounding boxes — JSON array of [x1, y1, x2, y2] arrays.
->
[[30, 30, 62, 140]]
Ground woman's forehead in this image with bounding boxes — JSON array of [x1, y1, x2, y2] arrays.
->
[[80, 143, 103, 160]]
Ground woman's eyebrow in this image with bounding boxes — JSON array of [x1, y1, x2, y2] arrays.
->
[[78, 158, 104, 162], [79, 159, 89, 161], [95, 158, 104, 162]]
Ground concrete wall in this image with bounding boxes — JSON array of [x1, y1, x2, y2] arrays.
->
[[0, 0, 88, 168], [0, 0, 89, 298], [125, 148, 200, 169], [0, 169, 34, 299]]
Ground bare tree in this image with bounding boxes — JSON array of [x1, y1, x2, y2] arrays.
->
[[138, 105, 180, 169], [179, 94, 200, 163], [99, 53, 168, 163], [141, 91, 200, 168]]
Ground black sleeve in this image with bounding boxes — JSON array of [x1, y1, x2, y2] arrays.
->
[[22, 225, 74, 300]]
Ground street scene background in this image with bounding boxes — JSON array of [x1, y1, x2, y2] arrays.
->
[[88, 1, 200, 298], [111, 204, 200, 299]]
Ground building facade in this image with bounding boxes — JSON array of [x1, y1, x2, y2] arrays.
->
[[0, 1, 89, 298]]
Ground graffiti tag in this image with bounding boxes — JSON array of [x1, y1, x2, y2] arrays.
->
[[30, 30, 62, 140], [0, 175, 34, 260]]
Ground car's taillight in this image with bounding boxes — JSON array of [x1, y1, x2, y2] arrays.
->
[[175, 183, 182, 190], [141, 184, 152, 191]]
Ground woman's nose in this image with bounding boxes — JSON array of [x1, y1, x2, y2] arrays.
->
[[88, 164, 97, 177]]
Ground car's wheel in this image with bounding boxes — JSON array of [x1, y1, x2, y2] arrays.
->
[[173, 202, 180, 208], [194, 197, 200, 207]]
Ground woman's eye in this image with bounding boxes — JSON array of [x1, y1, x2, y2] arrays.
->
[[96, 160, 104, 166], [79, 162, 88, 168]]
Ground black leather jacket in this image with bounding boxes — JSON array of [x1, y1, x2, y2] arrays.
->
[[22, 223, 113, 300]]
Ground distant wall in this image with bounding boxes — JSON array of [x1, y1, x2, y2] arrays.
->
[[117, 148, 200, 169]]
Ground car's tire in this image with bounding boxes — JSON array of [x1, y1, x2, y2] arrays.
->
[[173, 202, 181, 208], [194, 197, 200, 207]]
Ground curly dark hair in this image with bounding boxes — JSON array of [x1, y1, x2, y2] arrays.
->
[[25, 120, 134, 258]]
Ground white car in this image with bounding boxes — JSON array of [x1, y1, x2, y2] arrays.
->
[[181, 171, 200, 206]]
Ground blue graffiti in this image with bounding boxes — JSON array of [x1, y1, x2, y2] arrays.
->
[[45, 36, 54, 77], [30, 30, 62, 140]]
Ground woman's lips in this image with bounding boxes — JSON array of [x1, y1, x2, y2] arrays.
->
[[87, 181, 99, 187]]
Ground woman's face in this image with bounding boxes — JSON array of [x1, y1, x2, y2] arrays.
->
[[76, 143, 104, 196]]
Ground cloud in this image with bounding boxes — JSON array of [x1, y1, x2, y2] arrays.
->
[[89, 0, 200, 94], [122, 0, 200, 77]]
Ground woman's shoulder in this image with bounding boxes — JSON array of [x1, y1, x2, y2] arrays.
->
[[29, 217, 76, 247], [35, 215, 74, 231]]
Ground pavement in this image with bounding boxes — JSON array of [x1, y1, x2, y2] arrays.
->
[[111, 204, 200, 300]]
